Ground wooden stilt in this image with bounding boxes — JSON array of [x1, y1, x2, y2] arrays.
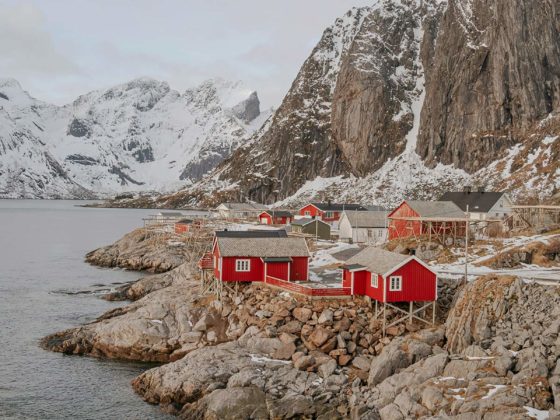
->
[[409, 301, 413, 324]]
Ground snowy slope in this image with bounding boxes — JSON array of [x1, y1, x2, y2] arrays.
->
[[0, 77, 268, 198]]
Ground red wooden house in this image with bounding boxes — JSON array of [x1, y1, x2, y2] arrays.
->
[[298, 202, 366, 224], [342, 247, 437, 303], [387, 200, 465, 241], [258, 210, 293, 225], [212, 235, 310, 283], [174, 218, 194, 234]]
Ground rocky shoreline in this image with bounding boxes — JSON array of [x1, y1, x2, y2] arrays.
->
[[42, 230, 560, 419]]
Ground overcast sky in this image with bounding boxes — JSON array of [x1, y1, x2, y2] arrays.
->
[[0, 0, 371, 108]]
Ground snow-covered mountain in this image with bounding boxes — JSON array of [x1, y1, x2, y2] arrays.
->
[[148, 0, 560, 209], [0, 77, 269, 198]]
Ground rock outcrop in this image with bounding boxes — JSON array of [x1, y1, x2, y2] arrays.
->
[[85, 228, 188, 272]]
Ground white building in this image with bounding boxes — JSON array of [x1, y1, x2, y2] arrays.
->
[[339, 210, 388, 244], [214, 202, 264, 219], [440, 190, 513, 220]]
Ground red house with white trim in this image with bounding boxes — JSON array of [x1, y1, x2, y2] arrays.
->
[[298, 202, 366, 224], [212, 233, 310, 282], [258, 210, 293, 225], [341, 247, 437, 303]]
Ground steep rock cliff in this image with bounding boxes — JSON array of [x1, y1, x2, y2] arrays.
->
[[417, 0, 560, 172]]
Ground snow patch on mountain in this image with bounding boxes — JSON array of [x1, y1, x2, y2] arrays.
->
[[0, 77, 268, 199]]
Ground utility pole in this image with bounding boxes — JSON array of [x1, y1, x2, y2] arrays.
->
[[465, 205, 469, 283]]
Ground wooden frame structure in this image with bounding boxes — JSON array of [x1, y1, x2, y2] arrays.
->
[[510, 205, 560, 231], [373, 300, 436, 336]]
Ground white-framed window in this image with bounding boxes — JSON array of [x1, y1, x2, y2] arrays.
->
[[235, 259, 250, 272], [389, 276, 402, 291], [304, 211, 311, 216], [371, 275, 378, 288], [325, 211, 333, 218]]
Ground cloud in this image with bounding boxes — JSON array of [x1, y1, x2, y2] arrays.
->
[[0, 2, 80, 77], [0, 0, 372, 107]]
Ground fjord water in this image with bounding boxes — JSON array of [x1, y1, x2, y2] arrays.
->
[[0, 200, 173, 419]]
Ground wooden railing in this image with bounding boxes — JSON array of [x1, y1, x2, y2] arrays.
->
[[265, 276, 351, 297], [198, 252, 214, 270]]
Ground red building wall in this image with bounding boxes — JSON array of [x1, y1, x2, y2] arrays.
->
[[175, 223, 190, 234], [388, 201, 422, 240], [266, 261, 289, 280], [259, 213, 272, 224], [290, 257, 309, 281], [299, 204, 322, 218], [364, 272, 384, 302], [384, 259, 437, 303], [221, 256, 264, 282], [298, 204, 342, 223], [342, 269, 352, 288]]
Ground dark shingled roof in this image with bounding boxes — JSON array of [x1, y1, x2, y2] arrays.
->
[[260, 210, 293, 218], [310, 202, 367, 211], [176, 218, 194, 224], [214, 230, 288, 238], [439, 191, 507, 213]]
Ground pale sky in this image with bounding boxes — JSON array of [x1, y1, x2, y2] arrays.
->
[[0, 0, 371, 108]]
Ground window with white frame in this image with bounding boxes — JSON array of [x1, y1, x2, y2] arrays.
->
[[371, 275, 378, 288], [304, 211, 311, 216], [389, 276, 402, 291], [235, 259, 250, 272], [325, 211, 333, 218]]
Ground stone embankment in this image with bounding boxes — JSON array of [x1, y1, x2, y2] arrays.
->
[[85, 228, 188, 272]]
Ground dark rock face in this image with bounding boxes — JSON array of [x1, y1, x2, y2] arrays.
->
[[417, 0, 560, 172], [231, 91, 260, 123], [67, 118, 91, 138], [186, 0, 560, 205], [65, 154, 100, 166], [0, 92, 8, 101], [210, 8, 368, 203], [332, 1, 445, 177]]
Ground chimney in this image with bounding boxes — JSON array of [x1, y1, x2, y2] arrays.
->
[[327, 199, 332, 207], [463, 186, 472, 194], [477, 187, 485, 193]]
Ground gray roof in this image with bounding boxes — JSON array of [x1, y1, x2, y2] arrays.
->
[[342, 210, 388, 228], [439, 191, 507, 213], [215, 230, 287, 238], [404, 201, 465, 218], [261, 210, 293, 217], [291, 217, 329, 227], [345, 247, 410, 275], [217, 237, 309, 257]]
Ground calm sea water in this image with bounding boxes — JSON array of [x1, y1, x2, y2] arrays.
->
[[0, 200, 189, 419]]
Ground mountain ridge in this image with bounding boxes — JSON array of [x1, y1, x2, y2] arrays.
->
[[0, 76, 268, 199]]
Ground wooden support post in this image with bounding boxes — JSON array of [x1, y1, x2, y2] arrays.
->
[[382, 304, 386, 337], [409, 301, 413, 324], [375, 300, 378, 318], [432, 301, 436, 325]]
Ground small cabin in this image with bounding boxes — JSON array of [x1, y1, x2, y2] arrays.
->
[[258, 210, 293, 225], [339, 210, 388, 244], [174, 218, 194, 234], [290, 218, 331, 240], [298, 202, 366, 226], [212, 234, 310, 282], [341, 247, 437, 303]]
